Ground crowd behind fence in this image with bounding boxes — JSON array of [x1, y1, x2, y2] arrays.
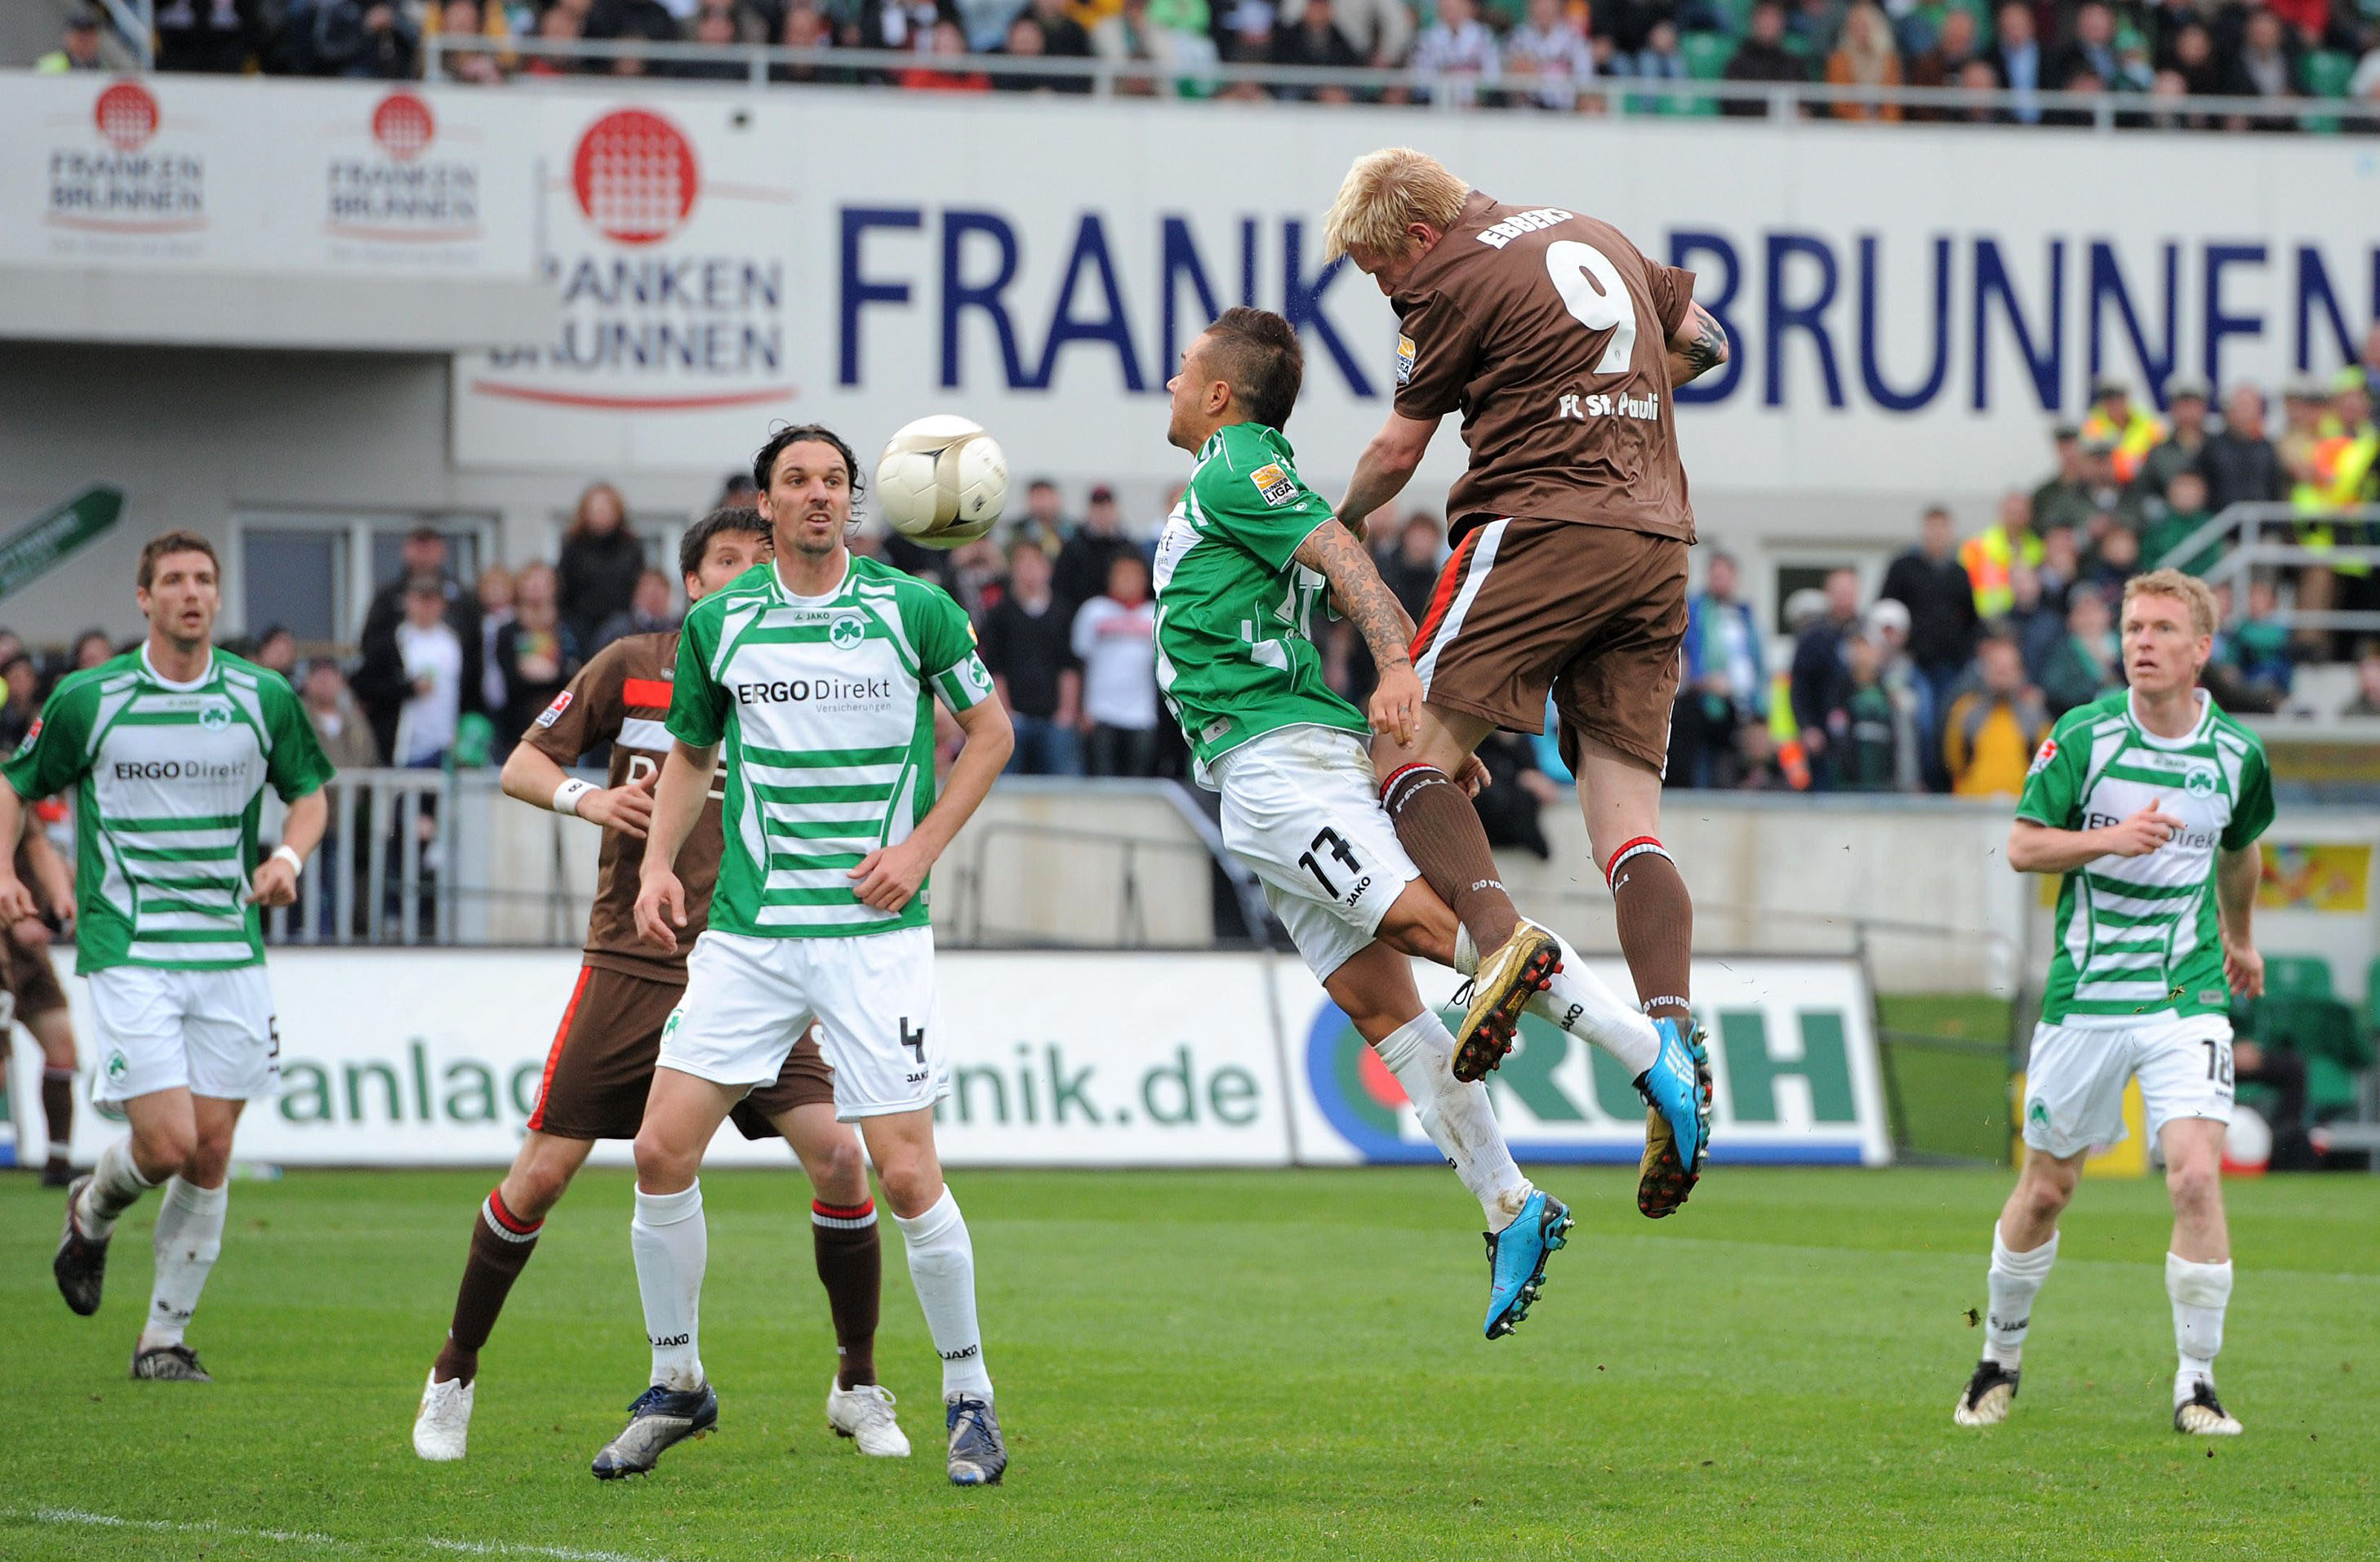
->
[[30, 0, 2380, 133]]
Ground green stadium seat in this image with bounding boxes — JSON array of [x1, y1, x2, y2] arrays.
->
[[2248, 994, 2375, 1121], [2365, 955, 2380, 1033], [2263, 955, 2334, 999], [1682, 32, 1736, 81], [2304, 50, 2356, 100]]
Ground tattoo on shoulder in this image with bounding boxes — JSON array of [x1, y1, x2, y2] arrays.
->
[[1679, 305, 1728, 381]]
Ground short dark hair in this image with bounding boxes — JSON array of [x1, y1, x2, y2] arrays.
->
[[137, 530, 218, 590], [751, 423, 864, 502], [1203, 306, 1305, 431], [679, 505, 772, 581]]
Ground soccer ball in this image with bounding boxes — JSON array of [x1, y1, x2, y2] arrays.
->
[[874, 415, 1008, 550]]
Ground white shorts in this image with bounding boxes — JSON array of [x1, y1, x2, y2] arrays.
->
[[1211, 725, 1420, 983], [2021, 1016, 2235, 1160], [87, 963, 280, 1103], [659, 925, 947, 1122]]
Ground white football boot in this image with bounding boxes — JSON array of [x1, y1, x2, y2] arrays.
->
[[414, 1370, 475, 1462], [825, 1380, 912, 1457]]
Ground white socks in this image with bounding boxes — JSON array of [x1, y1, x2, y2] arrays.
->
[[140, 1177, 227, 1351], [77, 1137, 155, 1239], [1456, 925, 1662, 1077], [894, 1189, 992, 1400], [1372, 1010, 1533, 1232], [1983, 1226, 2057, 1369], [2167, 1252, 2232, 1402], [630, 1182, 708, 1391]]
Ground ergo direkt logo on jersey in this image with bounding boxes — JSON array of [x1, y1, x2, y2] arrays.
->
[[114, 759, 243, 781], [733, 677, 891, 705]]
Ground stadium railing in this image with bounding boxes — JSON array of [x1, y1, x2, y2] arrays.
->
[[2153, 502, 2380, 639], [415, 34, 2380, 133]]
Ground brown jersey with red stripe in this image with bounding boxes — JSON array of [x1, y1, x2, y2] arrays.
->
[[1392, 190, 1697, 545], [521, 630, 724, 981]]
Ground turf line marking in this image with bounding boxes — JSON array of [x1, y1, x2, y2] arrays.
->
[[11, 1506, 669, 1562]]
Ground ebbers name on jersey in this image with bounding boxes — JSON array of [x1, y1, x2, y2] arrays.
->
[[733, 676, 892, 705], [1475, 207, 1575, 250], [1557, 389, 1660, 422]]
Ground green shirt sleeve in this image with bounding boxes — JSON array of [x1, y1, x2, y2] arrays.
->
[[2222, 742, 2276, 852], [666, 607, 732, 748], [0, 677, 97, 802], [1195, 441, 1337, 573], [263, 679, 335, 801], [2013, 710, 2089, 828], [910, 585, 993, 714]]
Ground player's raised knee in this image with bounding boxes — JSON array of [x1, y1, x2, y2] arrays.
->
[[631, 1125, 701, 1194]]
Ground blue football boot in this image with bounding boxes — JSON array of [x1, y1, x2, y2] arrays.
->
[[590, 1382, 718, 1480], [1483, 1189, 1573, 1340], [945, 1393, 1008, 1486], [1635, 1017, 1711, 1219]]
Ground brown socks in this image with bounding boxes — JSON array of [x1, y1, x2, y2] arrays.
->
[[1381, 763, 1520, 953], [434, 1186, 542, 1386], [42, 1066, 74, 1166], [812, 1198, 883, 1391], [1607, 838, 1693, 1028]]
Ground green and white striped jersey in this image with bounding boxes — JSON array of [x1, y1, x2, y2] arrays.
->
[[1152, 421, 1368, 779], [1, 647, 333, 972], [666, 554, 991, 940], [2016, 688, 2273, 1026]]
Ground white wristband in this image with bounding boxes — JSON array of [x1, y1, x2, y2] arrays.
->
[[269, 844, 304, 878], [553, 777, 596, 817]]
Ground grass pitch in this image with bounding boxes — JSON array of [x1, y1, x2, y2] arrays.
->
[[6, 1165, 2375, 1561]]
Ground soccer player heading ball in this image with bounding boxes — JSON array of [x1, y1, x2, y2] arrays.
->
[[1156, 307, 1709, 1337], [1957, 572, 2271, 1438], [1321, 147, 1730, 1217], [598, 425, 1014, 1486]]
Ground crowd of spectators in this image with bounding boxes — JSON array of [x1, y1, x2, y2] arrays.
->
[[2, 337, 2372, 820], [36, 0, 2380, 123], [1683, 345, 2380, 798]]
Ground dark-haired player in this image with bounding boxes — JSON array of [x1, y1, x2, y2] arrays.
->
[[1322, 146, 1728, 1218], [595, 425, 1014, 1486], [412, 506, 906, 1464], [1155, 308, 1679, 1335]]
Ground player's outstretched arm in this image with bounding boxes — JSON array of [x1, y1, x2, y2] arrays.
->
[[2006, 801, 2184, 875], [2216, 844, 2264, 997], [499, 740, 656, 839], [1338, 412, 1439, 541], [1294, 518, 1422, 746], [848, 696, 1013, 915], [633, 741, 717, 950], [1666, 301, 1730, 388]]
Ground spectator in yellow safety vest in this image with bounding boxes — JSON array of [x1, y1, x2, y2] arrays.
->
[[1943, 633, 2052, 799], [1961, 492, 2045, 619], [2080, 377, 2168, 487]]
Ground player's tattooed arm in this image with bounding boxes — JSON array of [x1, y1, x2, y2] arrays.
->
[[1296, 518, 1416, 670], [1294, 519, 1425, 744], [1666, 302, 1731, 387]]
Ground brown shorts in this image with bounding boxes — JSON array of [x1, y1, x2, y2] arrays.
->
[[1408, 518, 1687, 775], [5, 928, 69, 1021], [525, 963, 835, 1141]]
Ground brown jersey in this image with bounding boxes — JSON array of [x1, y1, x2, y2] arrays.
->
[[1392, 190, 1697, 545], [522, 631, 723, 982]]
